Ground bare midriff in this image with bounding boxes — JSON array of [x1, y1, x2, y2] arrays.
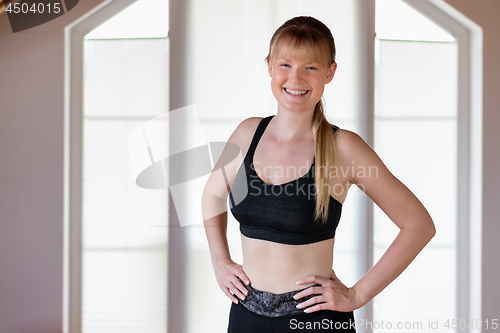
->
[[241, 234, 334, 294]]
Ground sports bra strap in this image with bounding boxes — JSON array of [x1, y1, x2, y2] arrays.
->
[[246, 115, 274, 161]]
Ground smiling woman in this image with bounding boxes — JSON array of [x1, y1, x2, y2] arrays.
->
[[186, 2, 362, 333], [202, 15, 435, 333]]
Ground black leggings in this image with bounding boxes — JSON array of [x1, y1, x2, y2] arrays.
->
[[228, 301, 356, 333], [227, 282, 355, 333]]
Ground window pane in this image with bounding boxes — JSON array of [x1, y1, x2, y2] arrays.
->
[[85, 0, 168, 39], [374, 119, 457, 246], [82, 38, 168, 332], [374, 1, 458, 329], [374, 120, 457, 325], [84, 39, 168, 118], [376, 0, 455, 42], [376, 40, 457, 118]]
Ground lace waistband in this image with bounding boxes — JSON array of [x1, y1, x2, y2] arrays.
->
[[239, 283, 321, 318]]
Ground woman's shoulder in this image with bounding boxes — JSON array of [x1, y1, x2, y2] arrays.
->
[[224, 117, 265, 160], [236, 116, 264, 132], [227, 116, 264, 146], [334, 128, 375, 161]]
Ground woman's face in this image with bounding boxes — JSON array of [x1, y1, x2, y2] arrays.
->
[[267, 45, 336, 115]]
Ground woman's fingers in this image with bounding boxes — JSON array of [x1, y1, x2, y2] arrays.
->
[[296, 274, 330, 286], [302, 302, 328, 313], [224, 286, 240, 304], [297, 269, 338, 286], [293, 286, 322, 300], [218, 263, 250, 303], [229, 265, 249, 299], [295, 295, 324, 309], [228, 276, 248, 301], [293, 276, 358, 313], [295, 288, 337, 313], [237, 269, 251, 286], [222, 279, 245, 303], [293, 273, 346, 313]]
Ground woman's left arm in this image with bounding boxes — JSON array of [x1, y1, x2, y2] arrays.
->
[[295, 130, 436, 312]]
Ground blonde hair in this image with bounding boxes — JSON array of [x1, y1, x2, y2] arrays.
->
[[266, 16, 338, 223]]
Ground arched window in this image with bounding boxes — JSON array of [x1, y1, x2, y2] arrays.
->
[[64, 0, 169, 332], [372, 1, 482, 331]]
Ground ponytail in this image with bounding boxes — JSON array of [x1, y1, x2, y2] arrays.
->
[[312, 98, 337, 222]]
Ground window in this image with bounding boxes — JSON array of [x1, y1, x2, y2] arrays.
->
[[374, 0, 457, 328], [64, 0, 169, 332], [81, 36, 168, 332]]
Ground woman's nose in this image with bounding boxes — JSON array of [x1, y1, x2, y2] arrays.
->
[[289, 68, 303, 82]]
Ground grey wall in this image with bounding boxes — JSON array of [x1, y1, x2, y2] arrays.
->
[[444, 0, 500, 327], [0, 0, 498, 332], [0, 2, 106, 332]]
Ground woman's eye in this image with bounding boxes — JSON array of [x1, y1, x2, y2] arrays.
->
[[280, 64, 291, 68], [307, 66, 317, 70]]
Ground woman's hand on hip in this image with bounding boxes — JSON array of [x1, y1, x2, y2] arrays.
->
[[213, 259, 251, 304], [294, 269, 363, 313]]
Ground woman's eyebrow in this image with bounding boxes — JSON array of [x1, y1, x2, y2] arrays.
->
[[277, 58, 321, 64]]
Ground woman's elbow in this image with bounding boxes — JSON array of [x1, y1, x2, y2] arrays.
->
[[422, 218, 436, 243], [406, 216, 436, 245]]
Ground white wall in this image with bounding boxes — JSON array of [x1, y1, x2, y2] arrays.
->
[[0, 0, 498, 332]]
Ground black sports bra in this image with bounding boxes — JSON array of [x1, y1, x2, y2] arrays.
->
[[228, 115, 342, 245]]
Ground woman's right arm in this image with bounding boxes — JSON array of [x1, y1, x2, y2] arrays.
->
[[202, 117, 260, 303]]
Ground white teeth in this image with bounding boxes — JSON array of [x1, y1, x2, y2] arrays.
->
[[285, 88, 308, 95]]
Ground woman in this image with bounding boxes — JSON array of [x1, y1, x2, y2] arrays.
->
[[202, 16, 435, 332]]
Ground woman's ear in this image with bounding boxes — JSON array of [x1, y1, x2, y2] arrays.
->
[[325, 62, 337, 84], [267, 57, 273, 77]]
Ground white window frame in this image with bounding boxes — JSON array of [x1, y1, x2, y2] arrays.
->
[[357, 1, 482, 332], [64, 1, 482, 332], [63, 1, 179, 333], [401, 1, 483, 329]]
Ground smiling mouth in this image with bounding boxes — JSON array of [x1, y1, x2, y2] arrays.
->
[[284, 88, 309, 96]]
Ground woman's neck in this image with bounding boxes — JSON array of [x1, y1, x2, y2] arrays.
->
[[271, 109, 315, 142]]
